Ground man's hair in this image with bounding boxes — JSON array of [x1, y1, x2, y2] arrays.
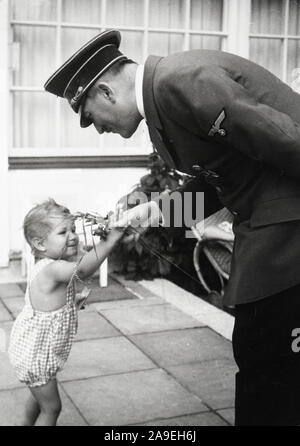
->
[[105, 58, 136, 77], [23, 198, 71, 249]]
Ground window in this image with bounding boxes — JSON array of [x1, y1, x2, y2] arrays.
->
[[9, 1, 299, 161], [249, 0, 300, 89], [9, 0, 227, 158]]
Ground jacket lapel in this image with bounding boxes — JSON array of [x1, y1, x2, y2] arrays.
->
[[143, 56, 176, 169]]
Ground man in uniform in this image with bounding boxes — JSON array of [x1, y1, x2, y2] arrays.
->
[[44, 29, 300, 426]]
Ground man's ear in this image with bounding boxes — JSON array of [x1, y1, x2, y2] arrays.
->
[[31, 237, 46, 253], [97, 82, 116, 103]]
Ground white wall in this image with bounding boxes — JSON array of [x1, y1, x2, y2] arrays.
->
[[8, 167, 146, 254], [0, 0, 9, 267]]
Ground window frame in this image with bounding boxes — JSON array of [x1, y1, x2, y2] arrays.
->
[[7, 0, 236, 166], [249, 0, 300, 83], [7, 0, 289, 168], [0, 0, 10, 266]]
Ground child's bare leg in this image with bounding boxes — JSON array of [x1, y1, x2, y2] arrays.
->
[[29, 379, 62, 426], [20, 390, 40, 426]]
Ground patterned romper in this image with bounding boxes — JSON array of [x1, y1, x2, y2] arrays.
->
[[8, 258, 78, 387]]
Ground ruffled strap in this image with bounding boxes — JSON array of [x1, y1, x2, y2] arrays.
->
[[67, 257, 91, 308], [68, 257, 84, 285]]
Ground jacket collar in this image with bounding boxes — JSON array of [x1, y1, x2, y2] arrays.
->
[[143, 56, 176, 169]]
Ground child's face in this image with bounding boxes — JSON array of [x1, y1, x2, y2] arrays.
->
[[43, 214, 79, 260]]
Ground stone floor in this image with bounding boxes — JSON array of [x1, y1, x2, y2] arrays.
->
[[0, 262, 236, 426]]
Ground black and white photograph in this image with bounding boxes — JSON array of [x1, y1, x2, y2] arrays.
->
[[0, 0, 300, 428]]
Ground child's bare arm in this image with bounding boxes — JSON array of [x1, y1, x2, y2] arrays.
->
[[76, 228, 124, 279], [46, 259, 79, 284], [76, 201, 160, 279], [46, 227, 124, 284], [47, 202, 158, 284]]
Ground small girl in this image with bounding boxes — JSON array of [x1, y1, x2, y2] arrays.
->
[[8, 198, 151, 426]]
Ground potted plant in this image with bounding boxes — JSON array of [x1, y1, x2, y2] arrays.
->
[[110, 152, 190, 280]]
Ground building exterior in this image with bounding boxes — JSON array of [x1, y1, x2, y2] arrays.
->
[[0, 0, 299, 266]]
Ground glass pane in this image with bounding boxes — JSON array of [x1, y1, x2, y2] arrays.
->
[[103, 133, 125, 151], [287, 40, 300, 91], [60, 99, 101, 148], [190, 35, 223, 50], [124, 122, 144, 149], [249, 38, 282, 78], [119, 31, 144, 63], [191, 0, 223, 31], [60, 28, 101, 61], [103, 123, 144, 153], [62, 0, 102, 24], [11, 0, 57, 21], [289, 0, 300, 34], [106, 0, 144, 27], [251, 0, 285, 34], [149, 0, 185, 29], [13, 92, 56, 148], [12, 26, 56, 87], [148, 32, 184, 56]]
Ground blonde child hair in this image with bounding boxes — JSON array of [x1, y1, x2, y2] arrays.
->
[[23, 198, 72, 257]]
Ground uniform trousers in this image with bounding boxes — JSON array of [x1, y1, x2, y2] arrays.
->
[[232, 283, 300, 426]]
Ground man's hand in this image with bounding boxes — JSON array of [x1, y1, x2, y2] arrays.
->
[[111, 201, 162, 242]]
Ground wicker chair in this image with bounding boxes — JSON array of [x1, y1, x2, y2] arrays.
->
[[192, 207, 234, 295]]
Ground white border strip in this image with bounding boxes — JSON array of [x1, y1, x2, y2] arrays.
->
[[0, 0, 10, 267]]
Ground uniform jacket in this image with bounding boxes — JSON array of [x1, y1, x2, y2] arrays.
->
[[142, 50, 300, 306]]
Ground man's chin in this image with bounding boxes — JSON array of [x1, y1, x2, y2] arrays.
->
[[120, 128, 136, 139], [119, 121, 140, 139]]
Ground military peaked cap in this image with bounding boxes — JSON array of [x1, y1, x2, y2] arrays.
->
[[44, 29, 128, 127]]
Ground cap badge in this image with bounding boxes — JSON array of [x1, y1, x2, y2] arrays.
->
[[70, 86, 84, 106], [208, 109, 227, 137]]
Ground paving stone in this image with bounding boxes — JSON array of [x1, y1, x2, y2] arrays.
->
[[77, 276, 137, 303], [58, 385, 89, 426], [59, 337, 155, 382], [0, 351, 23, 390], [2, 296, 25, 319], [76, 310, 120, 341], [167, 358, 237, 410], [130, 327, 233, 367], [134, 411, 228, 426], [92, 296, 165, 312], [0, 386, 87, 426], [0, 261, 24, 285], [0, 283, 24, 298], [100, 304, 204, 335], [217, 408, 235, 426], [0, 301, 12, 322], [62, 369, 207, 426], [110, 274, 163, 300]]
